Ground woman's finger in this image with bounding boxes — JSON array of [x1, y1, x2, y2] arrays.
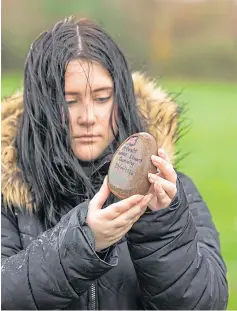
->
[[113, 194, 152, 228], [158, 148, 171, 163], [111, 220, 137, 242], [151, 155, 177, 184], [102, 194, 144, 220], [154, 182, 171, 207], [148, 174, 177, 199]]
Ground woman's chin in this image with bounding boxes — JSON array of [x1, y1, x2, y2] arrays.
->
[[72, 138, 113, 162], [73, 147, 103, 162]]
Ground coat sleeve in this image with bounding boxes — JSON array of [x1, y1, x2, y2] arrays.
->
[[1, 201, 118, 310], [127, 172, 228, 310]]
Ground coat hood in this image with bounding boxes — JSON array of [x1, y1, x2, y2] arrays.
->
[[1, 72, 180, 209]]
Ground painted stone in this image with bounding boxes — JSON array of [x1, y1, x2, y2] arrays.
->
[[108, 132, 158, 199]]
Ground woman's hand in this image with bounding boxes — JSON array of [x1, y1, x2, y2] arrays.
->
[[87, 177, 152, 251], [147, 148, 177, 211]]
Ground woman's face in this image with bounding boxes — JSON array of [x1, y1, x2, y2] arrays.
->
[[64, 59, 118, 162]]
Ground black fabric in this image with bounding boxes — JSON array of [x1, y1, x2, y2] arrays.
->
[[1, 172, 228, 310]]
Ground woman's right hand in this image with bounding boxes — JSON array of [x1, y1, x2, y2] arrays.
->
[[86, 176, 152, 251]]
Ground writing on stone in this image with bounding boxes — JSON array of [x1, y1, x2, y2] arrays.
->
[[115, 141, 143, 177]]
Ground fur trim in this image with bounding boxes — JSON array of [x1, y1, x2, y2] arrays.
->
[[1, 72, 179, 209], [133, 72, 178, 162], [1, 93, 33, 210]]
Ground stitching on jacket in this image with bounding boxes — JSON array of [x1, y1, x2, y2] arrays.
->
[[26, 249, 40, 309]]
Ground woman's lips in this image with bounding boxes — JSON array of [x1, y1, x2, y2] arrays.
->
[[74, 135, 101, 142]]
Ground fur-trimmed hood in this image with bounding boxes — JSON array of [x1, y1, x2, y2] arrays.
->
[[1, 72, 179, 209]]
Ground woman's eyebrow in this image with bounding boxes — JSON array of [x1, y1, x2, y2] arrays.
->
[[64, 86, 113, 96], [64, 91, 81, 96], [93, 86, 113, 93]]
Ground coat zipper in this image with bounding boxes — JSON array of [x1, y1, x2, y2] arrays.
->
[[88, 160, 110, 310], [89, 282, 97, 310]]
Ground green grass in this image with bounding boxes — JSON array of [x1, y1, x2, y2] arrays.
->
[[161, 78, 237, 309], [2, 73, 237, 309], [1, 72, 24, 99]]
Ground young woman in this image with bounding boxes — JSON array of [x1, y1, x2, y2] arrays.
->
[[1, 17, 228, 310]]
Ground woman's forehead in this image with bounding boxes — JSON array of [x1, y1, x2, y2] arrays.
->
[[65, 59, 113, 91]]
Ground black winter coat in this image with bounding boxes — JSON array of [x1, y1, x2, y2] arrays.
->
[[1, 73, 228, 310]]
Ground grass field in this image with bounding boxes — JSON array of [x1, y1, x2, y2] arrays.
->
[[2, 73, 237, 309], [162, 78, 237, 310]]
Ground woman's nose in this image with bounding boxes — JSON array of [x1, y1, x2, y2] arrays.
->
[[77, 102, 97, 126]]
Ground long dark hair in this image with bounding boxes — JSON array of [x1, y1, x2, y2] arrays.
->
[[16, 17, 144, 227]]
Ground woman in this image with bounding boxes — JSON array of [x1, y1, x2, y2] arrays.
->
[[1, 17, 228, 310]]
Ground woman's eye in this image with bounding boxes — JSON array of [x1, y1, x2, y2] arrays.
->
[[66, 100, 77, 105], [95, 96, 111, 103]]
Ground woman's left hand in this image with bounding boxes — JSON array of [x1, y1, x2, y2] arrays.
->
[[147, 148, 177, 211]]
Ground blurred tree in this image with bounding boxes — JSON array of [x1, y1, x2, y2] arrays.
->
[[150, 0, 173, 62], [1, 0, 237, 81]]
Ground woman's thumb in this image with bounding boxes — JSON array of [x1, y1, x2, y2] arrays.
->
[[91, 176, 111, 209]]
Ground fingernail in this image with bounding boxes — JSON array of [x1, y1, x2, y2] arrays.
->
[[159, 148, 165, 156], [151, 155, 161, 162], [148, 173, 155, 183]]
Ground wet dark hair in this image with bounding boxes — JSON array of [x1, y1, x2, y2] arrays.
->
[[16, 17, 144, 227]]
